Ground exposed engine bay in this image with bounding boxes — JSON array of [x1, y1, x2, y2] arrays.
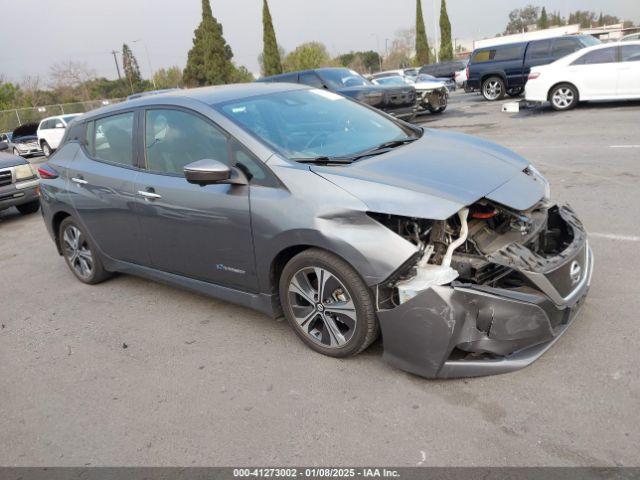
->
[[370, 200, 576, 308]]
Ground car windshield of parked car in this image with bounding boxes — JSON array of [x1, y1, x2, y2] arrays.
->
[[218, 89, 418, 161], [317, 69, 370, 88], [374, 76, 407, 86], [417, 74, 437, 82], [62, 115, 78, 124]]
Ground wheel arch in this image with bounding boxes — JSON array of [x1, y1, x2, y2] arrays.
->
[[51, 210, 72, 255], [480, 71, 507, 86], [547, 81, 580, 102]]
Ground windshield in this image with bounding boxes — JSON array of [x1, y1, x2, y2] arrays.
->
[[62, 115, 79, 124], [374, 76, 407, 86], [218, 89, 418, 161], [317, 69, 369, 88], [580, 35, 602, 47]]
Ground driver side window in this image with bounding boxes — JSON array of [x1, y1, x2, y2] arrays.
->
[[145, 109, 229, 175]]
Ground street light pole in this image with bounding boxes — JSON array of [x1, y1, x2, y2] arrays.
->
[[433, 0, 439, 63], [133, 39, 157, 89]]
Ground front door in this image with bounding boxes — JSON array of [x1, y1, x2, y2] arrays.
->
[[68, 111, 144, 263], [135, 107, 257, 291]]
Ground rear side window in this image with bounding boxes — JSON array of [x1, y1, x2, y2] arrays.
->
[[471, 50, 494, 63], [493, 45, 525, 61], [573, 47, 618, 65], [621, 45, 640, 62], [526, 40, 552, 60], [93, 112, 135, 166], [552, 38, 580, 58]]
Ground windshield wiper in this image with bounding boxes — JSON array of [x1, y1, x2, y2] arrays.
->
[[348, 136, 419, 161], [296, 156, 354, 165]]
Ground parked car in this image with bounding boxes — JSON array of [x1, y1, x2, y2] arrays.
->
[[258, 68, 418, 122], [419, 60, 467, 82], [371, 74, 449, 114], [620, 33, 640, 42], [454, 61, 471, 90], [1, 123, 43, 158], [39, 84, 592, 379], [417, 73, 456, 92], [0, 141, 40, 215], [467, 35, 601, 101], [37, 114, 82, 156], [525, 41, 640, 111]]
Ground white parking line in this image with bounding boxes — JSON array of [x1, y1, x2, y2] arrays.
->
[[610, 145, 640, 149], [590, 233, 640, 242]]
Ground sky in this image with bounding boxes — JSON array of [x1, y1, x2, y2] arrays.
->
[[1, 0, 638, 83]]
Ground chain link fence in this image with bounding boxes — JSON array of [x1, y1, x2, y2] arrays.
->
[[0, 98, 125, 133]]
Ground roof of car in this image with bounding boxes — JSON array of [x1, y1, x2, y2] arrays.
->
[[77, 82, 310, 121]]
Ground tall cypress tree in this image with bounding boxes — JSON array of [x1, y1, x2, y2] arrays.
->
[[122, 43, 142, 85], [438, 0, 453, 61], [538, 7, 549, 29], [184, 0, 236, 86], [262, 0, 282, 76], [415, 0, 430, 66]]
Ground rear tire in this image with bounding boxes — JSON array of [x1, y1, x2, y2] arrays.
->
[[16, 199, 40, 215], [482, 76, 506, 101], [279, 248, 378, 358], [427, 105, 447, 114], [59, 217, 111, 285], [549, 83, 578, 111]]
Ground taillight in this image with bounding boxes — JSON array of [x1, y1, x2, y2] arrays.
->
[[37, 165, 58, 179], [466, 65, 469, 78], [528, 72, 541, 80]]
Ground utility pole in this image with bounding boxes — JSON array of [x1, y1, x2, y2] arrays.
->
[[133, 39, 157, 89], [433, 0, 439, 63], [111, 50, 122, 80]]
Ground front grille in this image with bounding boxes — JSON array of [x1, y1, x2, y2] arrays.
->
[[0, 169, 12, 187]]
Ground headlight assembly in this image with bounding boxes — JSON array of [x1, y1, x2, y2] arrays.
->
[[15, 163, 37, 181]]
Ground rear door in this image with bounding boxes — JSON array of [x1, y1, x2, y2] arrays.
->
[[134, 107, 258, 291], [618, 44, 640, 98], [571, 46, 619, 99], [493, 44, 527, 88], [68, 111, 144, 263]]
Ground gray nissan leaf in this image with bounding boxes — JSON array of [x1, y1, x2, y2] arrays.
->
[[38, 83, 593, 378]]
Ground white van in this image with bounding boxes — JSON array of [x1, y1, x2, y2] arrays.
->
[[37, 114, 81, 156]]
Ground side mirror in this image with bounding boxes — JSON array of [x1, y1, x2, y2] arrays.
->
[[55, 122, 64, 128], [184, 159, 247, 186], [0, 141, 8, 151]]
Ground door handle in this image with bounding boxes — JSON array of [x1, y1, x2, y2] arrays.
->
[[138, 190, 162, 200], [71, 177, 88, 185]]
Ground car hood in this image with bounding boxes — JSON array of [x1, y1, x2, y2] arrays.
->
[[0, 151, 26, 168], [310, 129, 544, 220], [414, 80, 447, 90]]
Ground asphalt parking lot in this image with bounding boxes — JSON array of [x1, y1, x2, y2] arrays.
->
[[1, 92, 639, 467]]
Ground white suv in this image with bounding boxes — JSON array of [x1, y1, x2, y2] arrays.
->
[[37, 114, 81, 156]]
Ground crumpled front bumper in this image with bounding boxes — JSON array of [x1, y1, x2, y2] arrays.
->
[[377, 204, 594, 379]]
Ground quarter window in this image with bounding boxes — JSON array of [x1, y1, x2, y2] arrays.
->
[[621, 45, 640, 62], [93, 112, 135, 166], [145, 109, 228, 175], [472, 50, 493, 63]]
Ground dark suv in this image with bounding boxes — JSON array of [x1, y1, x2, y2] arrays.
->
[[258, 68, 418, 122], [0, 142, 40, 216], [467, 35, 600, 101]]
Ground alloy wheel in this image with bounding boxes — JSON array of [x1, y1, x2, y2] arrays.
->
[[63, 225, 94, 280], [483, 79, 503, 100], [287, 267, 357, 348], [552, 88, 575, 110]]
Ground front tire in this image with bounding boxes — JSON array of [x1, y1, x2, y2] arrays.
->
[[16, 199, 40, 215], [279, 249, 378, 358], [549, 83, 578, 111], [41, 141, 52, 157], [482, 76, 506, 101], [59, 217, 111, 285]]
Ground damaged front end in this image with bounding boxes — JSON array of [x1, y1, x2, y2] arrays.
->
[[372, 201, 593, 378]]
